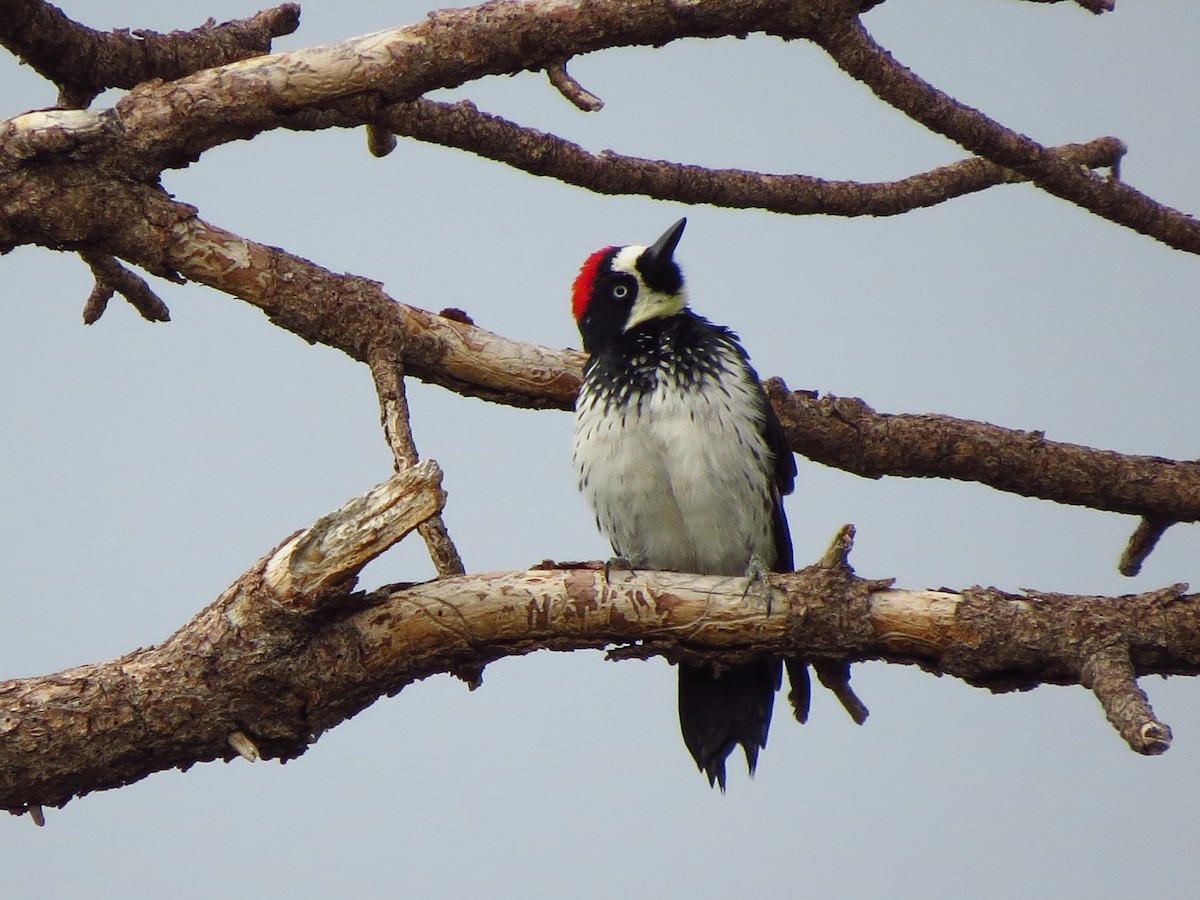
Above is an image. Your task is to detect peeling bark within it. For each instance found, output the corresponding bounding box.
[2,511,1194,813]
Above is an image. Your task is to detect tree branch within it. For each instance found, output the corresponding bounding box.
[378,98,1125,217]
[545,60,605,112]
[0,462,447,818]
[2,497,1194,814]
[367,344,465,577]
[765,381,1200,523]
[152,205,1200,530]
[78,250,171,323]
[0,0,300,108]
[1119,516,1174,577]
[810,10,1200,254]
[6,161,1197,539]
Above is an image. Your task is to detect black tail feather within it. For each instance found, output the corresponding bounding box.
[677,659,783,790]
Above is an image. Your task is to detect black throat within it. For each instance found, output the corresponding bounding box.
[582,311,744,407]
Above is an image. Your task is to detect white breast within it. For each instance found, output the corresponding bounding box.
[572,352,776,576]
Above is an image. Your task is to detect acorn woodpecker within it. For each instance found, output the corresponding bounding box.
[570,218,799,789]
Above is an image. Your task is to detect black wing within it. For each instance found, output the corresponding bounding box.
[759,375,796,573]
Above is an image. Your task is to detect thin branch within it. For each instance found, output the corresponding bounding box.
[365,123,397,158]
[158,206,1200,528]
[156,210,582,408]
[4,0,829,176]
[811,659,869,725]
[811,12,1200,254]
[1119,516,1174,577]
[379,98,1126,217]
[546,60,605,112]
[1079,643,1171,754]
[79,250,170,323]
[367,345,465,577]
[765,381,1200,523]
[0,0,300,108]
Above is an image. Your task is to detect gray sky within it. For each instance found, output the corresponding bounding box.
[3,1,1199,896]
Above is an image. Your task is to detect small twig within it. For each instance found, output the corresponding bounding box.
[27,805,45,827]
[1119,516,1173,577]
[812,659,870,725]
[546,60,604,112]
[367,347,466,577]
[1079,643,1172,755]
[818,524,856,570]
[417,518,466,577]
[366,123,397,158]
[79,251,171,323]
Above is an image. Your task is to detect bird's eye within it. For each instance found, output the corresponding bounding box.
[612,284,629,299]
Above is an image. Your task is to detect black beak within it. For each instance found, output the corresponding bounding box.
[638,218,687,293]
[646,218,686,266]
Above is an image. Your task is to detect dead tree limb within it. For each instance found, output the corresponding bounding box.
[0,0,300,108]
[378,98,1126,218]
[1,490,1194,817]
[810,10,1200,254]
[5,157,1197,536]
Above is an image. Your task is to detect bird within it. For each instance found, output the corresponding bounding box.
[570,217,800,789]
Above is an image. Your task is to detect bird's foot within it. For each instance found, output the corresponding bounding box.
[741,552,776,615]
[603,555,638,582]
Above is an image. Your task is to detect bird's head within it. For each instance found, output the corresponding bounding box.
[571,218,689,352]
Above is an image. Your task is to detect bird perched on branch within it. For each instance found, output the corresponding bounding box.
[570,217,803,789]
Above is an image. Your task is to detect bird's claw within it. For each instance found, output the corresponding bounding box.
[741,553,776,615]
[603,555,638,582]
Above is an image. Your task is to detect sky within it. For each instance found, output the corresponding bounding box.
[2,1,1199,897]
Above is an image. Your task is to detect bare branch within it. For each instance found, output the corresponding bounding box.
[79,250,170,323]
[1080,643,1172,754]
[10,0,825,174]
[546,61,605,112]
[227,731,261,763]
[365,123,398,158]
[156,212,581,408]
[367,345,466,577]
[0,0,300,108]
[381,98,1126,217]
[811,12,1200,254]
[261,463,446,614]
[811,659,869,725]
[1119,516,1174,577]
[765,381,1200,524]
[9,166,1199,534]
[2,518,1195,811]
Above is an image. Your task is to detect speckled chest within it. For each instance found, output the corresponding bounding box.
[571,316,776,575]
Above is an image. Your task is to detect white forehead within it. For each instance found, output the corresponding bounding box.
[611,245,646,275]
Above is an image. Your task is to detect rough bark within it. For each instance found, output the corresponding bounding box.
[3,485,1193,815]
[0,0,300,107]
